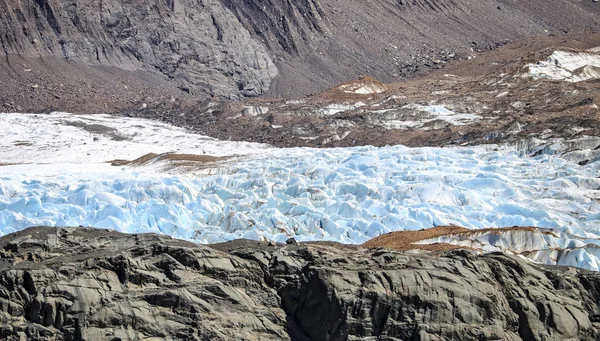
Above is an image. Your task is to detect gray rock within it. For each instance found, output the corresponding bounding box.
[222,0,600,97]
[0,227,599,340]
[2,0,600,100]
[0,227,288,340]
[0,0,278,99]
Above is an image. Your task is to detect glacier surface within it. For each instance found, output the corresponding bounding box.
[0,112,270,164]
[416,228,600,271]
[1,143,598,245]
[1,112,600,270]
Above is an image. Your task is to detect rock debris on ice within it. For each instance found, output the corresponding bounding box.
[415,228,600,271]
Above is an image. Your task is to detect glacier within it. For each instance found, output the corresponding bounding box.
[527,48,600,82]
[1,143,598,245]
[414,228,600,271]
[1,112,599,270]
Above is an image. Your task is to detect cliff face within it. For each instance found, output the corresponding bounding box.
[1,226,599,340]
[1,0,600,102]
[222,0,600,97]
[0,0,278,98]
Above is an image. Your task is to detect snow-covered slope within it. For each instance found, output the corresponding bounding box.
[1,113,598,251]
[0,112,270,165]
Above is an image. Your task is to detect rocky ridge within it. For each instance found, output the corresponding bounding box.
[0,0,277,99]
[1,226,599,340]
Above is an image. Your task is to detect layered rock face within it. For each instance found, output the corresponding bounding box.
[0,0,278,98]
[2,0,600,101]
[0,226,599,340]
[222,0,600,96]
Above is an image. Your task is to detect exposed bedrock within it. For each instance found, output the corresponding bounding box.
[0,0,278,99]
[0,226,599,340]
[2,0,600,101]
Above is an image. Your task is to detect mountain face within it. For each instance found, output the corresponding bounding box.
[1,226,599,340]
[121,33,600,149]
[0,0,278,99]
[1,0,600,104]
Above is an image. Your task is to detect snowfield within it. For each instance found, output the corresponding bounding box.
[1,113,600,269]
[0,112,269,164]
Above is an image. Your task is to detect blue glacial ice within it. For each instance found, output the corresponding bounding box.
[0,145,598,245]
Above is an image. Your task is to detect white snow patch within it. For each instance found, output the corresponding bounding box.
[0,112,271,166]
[376,104,481,130]
[528,50,600,82]
[242,106,269,117]
[338,83,387,95]
[316,102,365,116]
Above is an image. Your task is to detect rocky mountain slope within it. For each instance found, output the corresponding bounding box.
[1,226,599,340]
[1,0,600,113]
[2,2,600,340]
[122,33,600,149]
[0,0,277,99]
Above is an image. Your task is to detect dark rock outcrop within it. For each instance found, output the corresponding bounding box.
[0,227,288,340]
[0,226,599,340]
